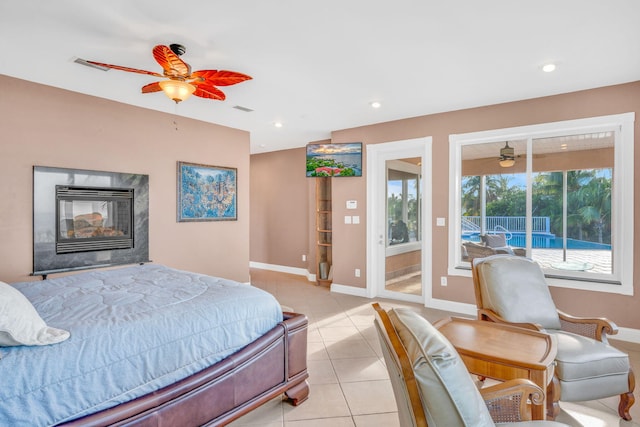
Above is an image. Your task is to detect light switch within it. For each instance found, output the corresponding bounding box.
[352,215,360,224]
[436,217,446,226]
[344,215,352,224]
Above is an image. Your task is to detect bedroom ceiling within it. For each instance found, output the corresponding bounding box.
[1,1,639,154]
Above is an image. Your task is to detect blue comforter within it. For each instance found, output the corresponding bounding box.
[0,264,283,426]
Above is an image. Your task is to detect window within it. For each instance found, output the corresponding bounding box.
[387,159,421,256]
[449,113,634,295]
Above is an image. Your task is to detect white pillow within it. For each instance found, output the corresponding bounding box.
[0,281,70,347]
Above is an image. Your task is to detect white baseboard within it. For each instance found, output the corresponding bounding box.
[250,262,640,344]
[330,282,368,297]
[615,327,640,344]
[249,262,314,282]
[426,298,477,317]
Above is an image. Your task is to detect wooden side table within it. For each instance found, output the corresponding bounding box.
[434,316,557,420]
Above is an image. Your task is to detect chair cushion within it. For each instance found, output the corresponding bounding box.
[475,256,561,330]
[389,308,495,427]
[481,234,507,248]
[547,330,630,381]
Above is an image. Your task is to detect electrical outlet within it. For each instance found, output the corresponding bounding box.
[302,254,306,262]
[440,276,447,286]
[355,268,361,277]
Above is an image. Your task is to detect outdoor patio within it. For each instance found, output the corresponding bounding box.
[531,248,611,274]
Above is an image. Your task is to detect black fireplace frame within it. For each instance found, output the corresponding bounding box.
[55,185,134,254]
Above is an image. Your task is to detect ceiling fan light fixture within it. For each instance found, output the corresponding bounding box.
[159,80,196,103]
[499,141,515,168]
[499,158,516,168]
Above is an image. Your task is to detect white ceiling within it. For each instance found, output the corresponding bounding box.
[2,1,639,154]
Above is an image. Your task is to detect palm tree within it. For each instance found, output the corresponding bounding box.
[576,175,611,243]
[461,175,481,216]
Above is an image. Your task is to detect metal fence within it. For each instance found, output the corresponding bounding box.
[462,216,550,234]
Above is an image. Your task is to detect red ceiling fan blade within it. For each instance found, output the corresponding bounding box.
[192,83,226,100]
[141,82,162,93]
[191,70,252,86]
[85,61,164,77]
[152,45,191,78]
[85,45,250,103]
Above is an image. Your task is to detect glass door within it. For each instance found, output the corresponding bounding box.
[366,137,431,304]
[385,159,422,296]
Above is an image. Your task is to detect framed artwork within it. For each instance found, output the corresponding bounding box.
[177,161,237,222]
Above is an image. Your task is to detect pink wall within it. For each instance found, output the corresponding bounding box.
[329,81,640,329]
[249,81,639,329]
[250,148,310,269]
[0,75,250,283]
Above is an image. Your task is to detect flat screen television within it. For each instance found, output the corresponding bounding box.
[306,142,362,177]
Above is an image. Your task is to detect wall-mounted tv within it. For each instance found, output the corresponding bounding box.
[306,142,363,177]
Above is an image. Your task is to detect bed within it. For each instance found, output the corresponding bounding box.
[0,264,309,426]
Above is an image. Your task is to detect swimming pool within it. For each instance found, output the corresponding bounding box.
[462,232,611,250]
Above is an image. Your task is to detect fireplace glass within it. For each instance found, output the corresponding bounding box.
[56,186,133,254]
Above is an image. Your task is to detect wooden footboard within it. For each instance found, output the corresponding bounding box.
[58,312,309,427]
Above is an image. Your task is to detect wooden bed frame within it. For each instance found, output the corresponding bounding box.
[58,312,309,427]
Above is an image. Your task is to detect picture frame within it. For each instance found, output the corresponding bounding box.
[177,161,237,222]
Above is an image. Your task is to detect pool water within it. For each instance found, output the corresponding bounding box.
[463,232,611,250]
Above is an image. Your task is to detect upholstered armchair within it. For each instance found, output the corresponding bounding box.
[471,255,635,421]
[372,303,570,426]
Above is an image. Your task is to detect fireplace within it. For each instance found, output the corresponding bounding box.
[33,166,149,277]
[56,186,134,254]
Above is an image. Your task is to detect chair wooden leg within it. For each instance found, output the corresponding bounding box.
[546,376,560,420]
[619,391,634,421]
[618,368,635,421]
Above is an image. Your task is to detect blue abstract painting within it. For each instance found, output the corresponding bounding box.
[177,162,237,221]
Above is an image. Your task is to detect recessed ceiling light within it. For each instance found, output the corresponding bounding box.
[274,122,283,128]
[542,63,556,73]
[370,101,381,109]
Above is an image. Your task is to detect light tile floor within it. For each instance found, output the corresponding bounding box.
[229,269,640,427]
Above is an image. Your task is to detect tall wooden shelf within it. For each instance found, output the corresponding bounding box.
[316,177,332,286]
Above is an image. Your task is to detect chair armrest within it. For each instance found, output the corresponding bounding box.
[512,247,526,257]
[557,310,618,343]
[481,378,545,422]
[477,309,544,332]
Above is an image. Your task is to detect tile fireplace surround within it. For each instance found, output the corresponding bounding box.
[32,166,150,277]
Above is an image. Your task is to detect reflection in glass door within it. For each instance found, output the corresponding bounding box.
[385,159,422,296]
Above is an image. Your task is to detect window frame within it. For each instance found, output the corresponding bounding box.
[448,113,635,295]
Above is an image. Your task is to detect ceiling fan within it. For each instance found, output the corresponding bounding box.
[498,141,515,167]
[84,44,252,103]
[496,141,550,167]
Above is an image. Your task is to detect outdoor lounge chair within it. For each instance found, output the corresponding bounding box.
[462,234,525,261]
